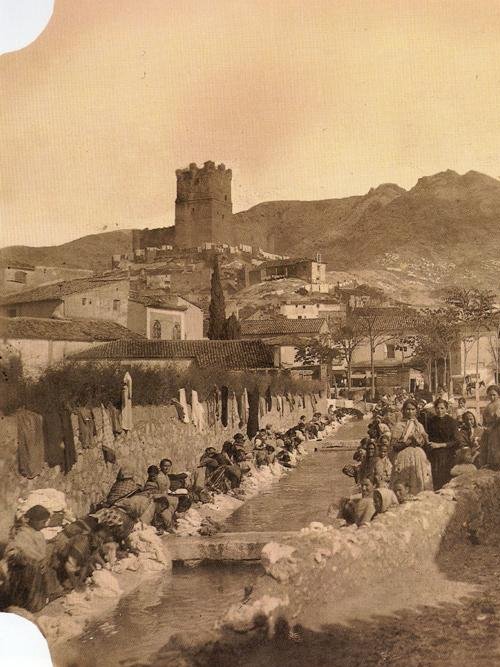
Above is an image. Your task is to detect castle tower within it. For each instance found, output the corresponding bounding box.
[174,161,232,248]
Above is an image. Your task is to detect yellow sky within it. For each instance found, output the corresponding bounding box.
[2,0,500,247]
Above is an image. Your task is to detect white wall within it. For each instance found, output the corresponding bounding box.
[2,338,99,378]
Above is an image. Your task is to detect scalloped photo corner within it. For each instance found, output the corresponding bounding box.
[0,0,54,55]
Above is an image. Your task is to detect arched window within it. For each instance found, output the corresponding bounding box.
[172,322,181,340]
[152,320,162,339]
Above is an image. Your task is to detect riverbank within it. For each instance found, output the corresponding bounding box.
[42,421,344,660]
[160,469,500,667]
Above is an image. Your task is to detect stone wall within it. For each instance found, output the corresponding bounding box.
[223,470,500,634]
[0,393,325,544]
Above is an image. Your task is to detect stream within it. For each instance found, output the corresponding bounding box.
[57,422,363,667]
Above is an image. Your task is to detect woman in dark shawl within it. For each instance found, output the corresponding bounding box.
[426,399,459,490]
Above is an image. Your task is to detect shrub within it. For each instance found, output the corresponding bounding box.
[1,361,325,415]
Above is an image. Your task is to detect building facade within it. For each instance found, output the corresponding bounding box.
[126,294,203,340]
[0,263,93,295]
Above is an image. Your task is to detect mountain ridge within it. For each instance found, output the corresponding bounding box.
[1,170,499,294]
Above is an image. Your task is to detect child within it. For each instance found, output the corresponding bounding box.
[374,436,392,487]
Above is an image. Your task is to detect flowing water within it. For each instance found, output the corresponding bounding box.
[58,422,362,667]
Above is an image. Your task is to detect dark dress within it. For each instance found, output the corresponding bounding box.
[426,415,459,490]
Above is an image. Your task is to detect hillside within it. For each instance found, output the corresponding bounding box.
[1,170,500,296]
[233,170,500,294]
[0,230,135,272]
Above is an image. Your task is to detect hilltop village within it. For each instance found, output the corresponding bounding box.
[0,161,499,394]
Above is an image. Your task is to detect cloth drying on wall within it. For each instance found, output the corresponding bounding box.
[43,411,65,469]
[191,390,201,429]
[101,404,115,450]
[230,392,240,429]
[265,386,273,412]
[178,389,190,424]
[220,387,229,427]
[121,371,133,431]
[77,407,95,449]
[70,412,81,453]
[60,410,77,473]
[239,389,249,426]
[17,410,44,478]
[246,388,260,439]
[206,395,217,427]
[91,407,104,448]
[107,403,122,434]
[259,396,267,419]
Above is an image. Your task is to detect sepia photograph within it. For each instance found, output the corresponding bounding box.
[1,1,500,665]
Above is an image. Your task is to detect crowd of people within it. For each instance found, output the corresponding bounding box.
[0,412,334,614]
[339,383,500,527]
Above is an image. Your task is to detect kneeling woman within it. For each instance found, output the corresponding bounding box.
[3,505,52,612]
[339,478,376,527]
[390,399,433,495]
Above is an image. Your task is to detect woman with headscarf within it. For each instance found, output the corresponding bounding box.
[3,505,52,612]
[390,399,433,495]
[426,399,459,490]
[356,439,377,484]
[105,465,141,505]
[339,478,376,527]
[457,410,483,467]
[479,385,500,469]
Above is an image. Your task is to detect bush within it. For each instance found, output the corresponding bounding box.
[1,361,325,415]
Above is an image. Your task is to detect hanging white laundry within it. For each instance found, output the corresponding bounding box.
[178,388,190,424]
[121,372,133,431]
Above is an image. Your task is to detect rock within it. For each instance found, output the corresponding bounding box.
[261,542,297,583]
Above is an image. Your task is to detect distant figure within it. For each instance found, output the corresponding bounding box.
[479,385,500,469]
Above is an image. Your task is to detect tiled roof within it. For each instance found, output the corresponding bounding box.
[352,307,421,332]
[129,292,188,311]
[0,276,128,306]
[70,339,275,369]
[241,318,328,336]
[0,317,144,342]
[257,257,322,270]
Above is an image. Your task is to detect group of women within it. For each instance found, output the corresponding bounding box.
[341,384,500,526]
[1,412,334,614]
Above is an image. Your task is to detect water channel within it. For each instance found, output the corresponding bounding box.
[58,422,363,667]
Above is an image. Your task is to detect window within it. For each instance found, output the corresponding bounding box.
[386,344,396,359]
[82,298,86,305]
[7,307,17,318]
[152,320,162,339]
[13,271,27,284]
[224,195,227,201]
[113,299,120,312]
[172,322,181,340]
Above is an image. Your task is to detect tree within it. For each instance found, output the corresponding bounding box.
[354,309,394,399]
[223,313,241,340]
[412,308,460,392]
[295,320,364,391]
[207,255,226,340]
[443,287,497,406]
